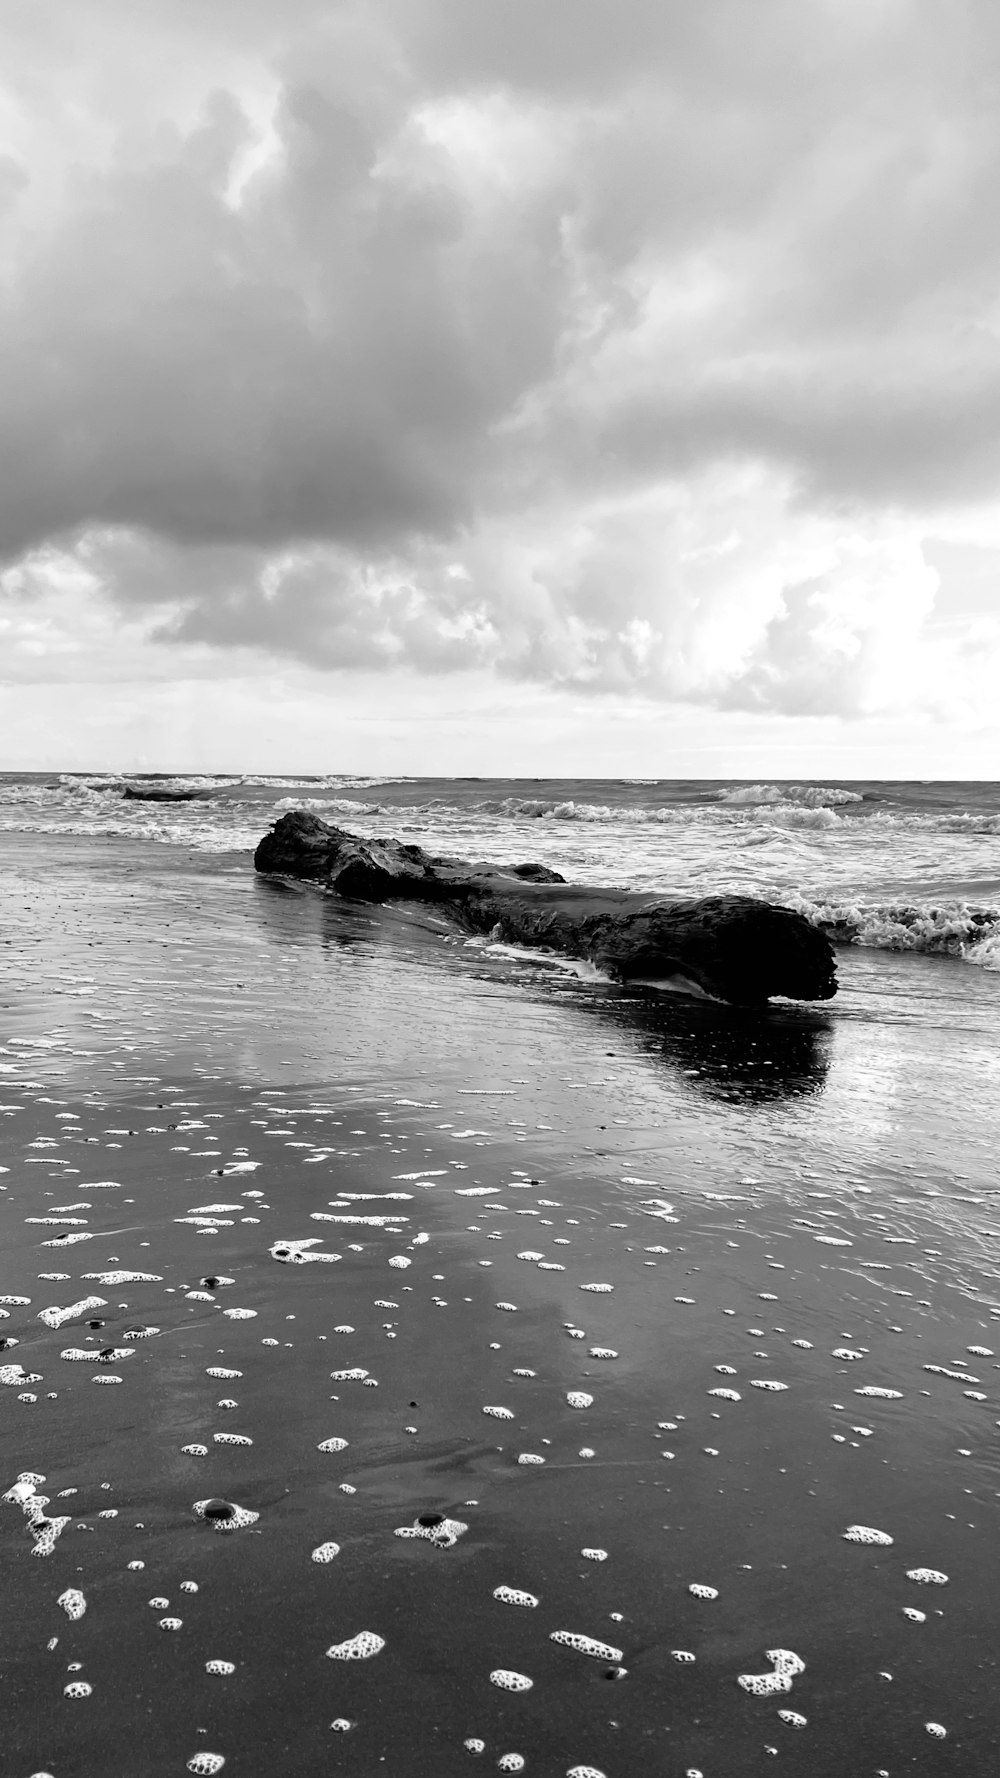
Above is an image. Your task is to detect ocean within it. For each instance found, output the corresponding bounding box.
[5,771,1000,962]
[1,774,998,1775]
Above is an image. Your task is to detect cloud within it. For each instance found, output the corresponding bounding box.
[1,0,999,721]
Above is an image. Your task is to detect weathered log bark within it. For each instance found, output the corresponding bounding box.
[254,810,837,1006]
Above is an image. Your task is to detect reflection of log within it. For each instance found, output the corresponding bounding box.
[254,812,837,1007]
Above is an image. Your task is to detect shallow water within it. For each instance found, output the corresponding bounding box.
[1,832,999,1775]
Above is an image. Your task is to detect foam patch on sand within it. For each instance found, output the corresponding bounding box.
[550,1631,624,1662]
[270,1239,340,1264]
[738,1649,806,1697]
[38,1296,107,1329]
[395,1516,468,1548]
[326,1631,385,1660]
[192,1499,259,1532]
[490,1670,533,1691]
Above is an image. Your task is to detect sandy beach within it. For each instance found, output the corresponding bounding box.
[1,830,998,1775]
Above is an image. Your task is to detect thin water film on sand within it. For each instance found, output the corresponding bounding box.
[1,836,998,1774]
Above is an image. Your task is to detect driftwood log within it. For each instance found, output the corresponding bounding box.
[254,811,837,1006]
[122,785,210,802]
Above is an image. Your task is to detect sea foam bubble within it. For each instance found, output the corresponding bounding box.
[550,1631,623,1661]
[737,1649,805,1697]
[326,1631,385,1660]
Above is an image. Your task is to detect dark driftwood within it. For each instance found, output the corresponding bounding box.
[122,785,210,802]
[253,811,837,1006]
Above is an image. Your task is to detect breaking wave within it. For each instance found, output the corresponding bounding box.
[928,812,1000,836]
[57,772,395,795]
[742,807,842,831]
[239,774,399,790]
[362,793,854,826]
[790,894,1000,969]
[272,796,387,817]
[713,783,864,807]
[484,797,675,822]
[273,794,686,824]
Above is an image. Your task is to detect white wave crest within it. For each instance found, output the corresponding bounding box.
[272,796,386,816]
[476,789,856,824]
[714,783,863,807]
[61,773,245,792]
[746,806,842,830]
[54,774,125,798]
[790,893,1000,966]
[963,929,1000,970]
[484,796,680,823]
[935,812,1000,835]
[0,815,262,853]
[242,774,398,789]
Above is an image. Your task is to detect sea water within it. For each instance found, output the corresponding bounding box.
[3,771,1000,964]
[1,776,999,1775]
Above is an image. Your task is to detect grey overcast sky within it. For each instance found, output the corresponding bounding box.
[2,0,1000,774]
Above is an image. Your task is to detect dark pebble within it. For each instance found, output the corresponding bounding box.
[203,1499,237,1522]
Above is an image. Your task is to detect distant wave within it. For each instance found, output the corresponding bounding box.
[21,777,996,837]
[59,773,125,793]
[57,772,396,795]
[269,793,683,824]
[931,812,1000,835]
[483,796,675,822]
[843,807,1000,836]
[0,775,132,805]
[272,795,387,817]
[58,772,246,795]
[273,793,846,830]
[790,893,1000,969]
[261,793,1000,838]
[0,813,261,853]
[241,774,399,790]
[713,783,864,807]
[741,807,842,831]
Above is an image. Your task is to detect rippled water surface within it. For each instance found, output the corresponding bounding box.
[1,831,998,1775]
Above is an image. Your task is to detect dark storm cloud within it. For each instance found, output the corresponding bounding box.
[1,0,998,710]
[0,78,571,560]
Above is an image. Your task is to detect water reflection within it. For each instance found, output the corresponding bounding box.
[598,989,833,1103]
[253,876,832,1105]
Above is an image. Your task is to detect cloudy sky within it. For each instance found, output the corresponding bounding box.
[2,0,999,776]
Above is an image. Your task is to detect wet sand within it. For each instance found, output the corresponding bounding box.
[2,834,999,1776]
